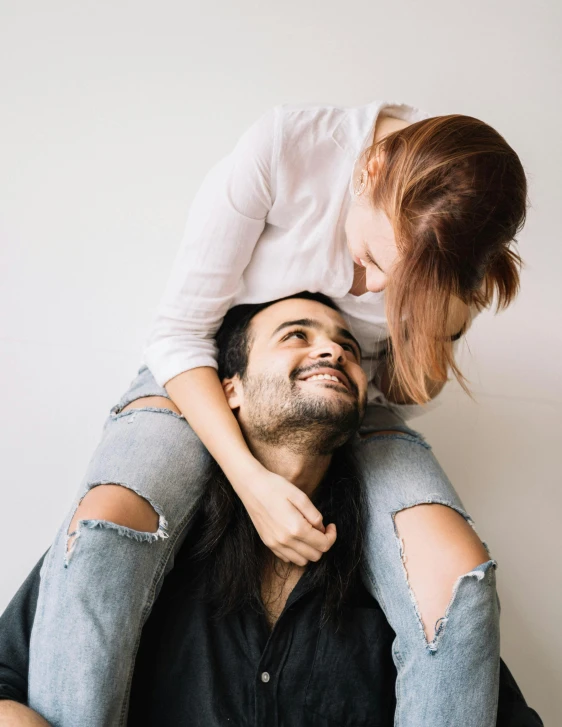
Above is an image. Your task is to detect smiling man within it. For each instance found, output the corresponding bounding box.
[0,292,542,726]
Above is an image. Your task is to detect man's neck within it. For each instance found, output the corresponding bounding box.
[246,440,332,497]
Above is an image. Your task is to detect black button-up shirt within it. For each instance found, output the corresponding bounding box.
[0,512,544,726]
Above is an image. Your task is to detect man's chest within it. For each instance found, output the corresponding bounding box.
[129,565,397,726]
[260,562,306,630]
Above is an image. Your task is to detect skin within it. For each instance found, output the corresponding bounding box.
[344,114,409,296]
[222,298,368,494]
[0,702,51,726]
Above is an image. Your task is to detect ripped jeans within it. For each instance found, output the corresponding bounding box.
[28,363,500,726]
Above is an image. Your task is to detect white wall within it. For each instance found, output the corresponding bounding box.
[1,0,560,722]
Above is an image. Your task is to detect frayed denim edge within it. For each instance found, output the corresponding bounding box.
[390,497,497,655]
[63,481,170,569]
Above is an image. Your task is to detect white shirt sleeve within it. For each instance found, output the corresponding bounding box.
[141,108,279,387]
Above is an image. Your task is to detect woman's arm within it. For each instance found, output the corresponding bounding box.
[142,107,279,389]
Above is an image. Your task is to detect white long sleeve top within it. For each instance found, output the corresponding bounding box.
[142,99,467,420]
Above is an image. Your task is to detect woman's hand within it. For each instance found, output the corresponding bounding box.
[234,464,337,566]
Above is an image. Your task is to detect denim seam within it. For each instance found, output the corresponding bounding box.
[360,561,408,671]
[361,559,407,727]
[357,432,432,450]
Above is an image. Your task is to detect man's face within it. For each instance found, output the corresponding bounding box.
[225,298,368,454]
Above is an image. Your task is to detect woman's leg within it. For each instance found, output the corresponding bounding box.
[352,405,500,727]
[28,364,212,727]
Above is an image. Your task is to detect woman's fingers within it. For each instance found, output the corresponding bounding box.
[284,489,339,560]
[295,521,337,552]
[238,468,338,566]
[274,546,310,567]
[280,519,338,565]
[322,522,337,546]
[288,488,325,532]
[275,523,338,565]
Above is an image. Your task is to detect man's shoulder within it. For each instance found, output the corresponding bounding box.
[0,550,47,705]
[1,552,45,627]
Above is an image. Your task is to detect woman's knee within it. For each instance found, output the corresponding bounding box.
[61,395,207,568]
[393,503,496,647]
[66,484,167,562]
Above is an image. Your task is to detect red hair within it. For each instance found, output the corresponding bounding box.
[362,114,529,404]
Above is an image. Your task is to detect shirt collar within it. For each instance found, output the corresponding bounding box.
[330,100,433,196]
[331,99,432,154]
[282,565,320,613]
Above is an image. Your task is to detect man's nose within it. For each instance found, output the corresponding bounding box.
[310,344,346,363]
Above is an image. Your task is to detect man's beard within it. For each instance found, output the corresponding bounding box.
[240,371,364,455]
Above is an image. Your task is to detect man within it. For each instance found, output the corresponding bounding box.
[0,292,543,726]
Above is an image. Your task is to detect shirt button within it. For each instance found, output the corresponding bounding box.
[261,671,270,683]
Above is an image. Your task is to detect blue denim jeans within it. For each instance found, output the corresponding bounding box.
[28,364,500,726]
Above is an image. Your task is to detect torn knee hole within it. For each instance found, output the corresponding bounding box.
[66,484,168,558]
[392,503,495,650]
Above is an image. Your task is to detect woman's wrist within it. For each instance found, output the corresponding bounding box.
[221,451,265,497]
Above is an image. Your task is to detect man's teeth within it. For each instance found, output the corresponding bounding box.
[304,374,342,384]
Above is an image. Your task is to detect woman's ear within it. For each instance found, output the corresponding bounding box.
[366,147,385,179]
[222,375,243,411]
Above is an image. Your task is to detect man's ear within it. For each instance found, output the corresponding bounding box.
[222,374,243,411]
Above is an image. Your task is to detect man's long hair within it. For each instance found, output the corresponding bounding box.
[190,443,366,628]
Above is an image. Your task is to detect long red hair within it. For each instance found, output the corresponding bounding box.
[362,114,529,405]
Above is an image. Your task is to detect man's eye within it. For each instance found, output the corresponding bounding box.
[342,343,361,361]
[283,331,359,360]
[283,330,308,341]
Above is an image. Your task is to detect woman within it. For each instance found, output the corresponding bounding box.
[27,100,528,726]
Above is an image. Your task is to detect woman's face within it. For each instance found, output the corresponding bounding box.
[344,196,399,293]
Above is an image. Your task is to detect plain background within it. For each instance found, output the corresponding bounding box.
[1,0,560,723]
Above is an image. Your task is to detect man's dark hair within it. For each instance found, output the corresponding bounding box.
[216,290,342,381]
[191,292,366,628]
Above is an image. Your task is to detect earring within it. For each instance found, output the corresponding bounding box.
[354,168,369,196]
